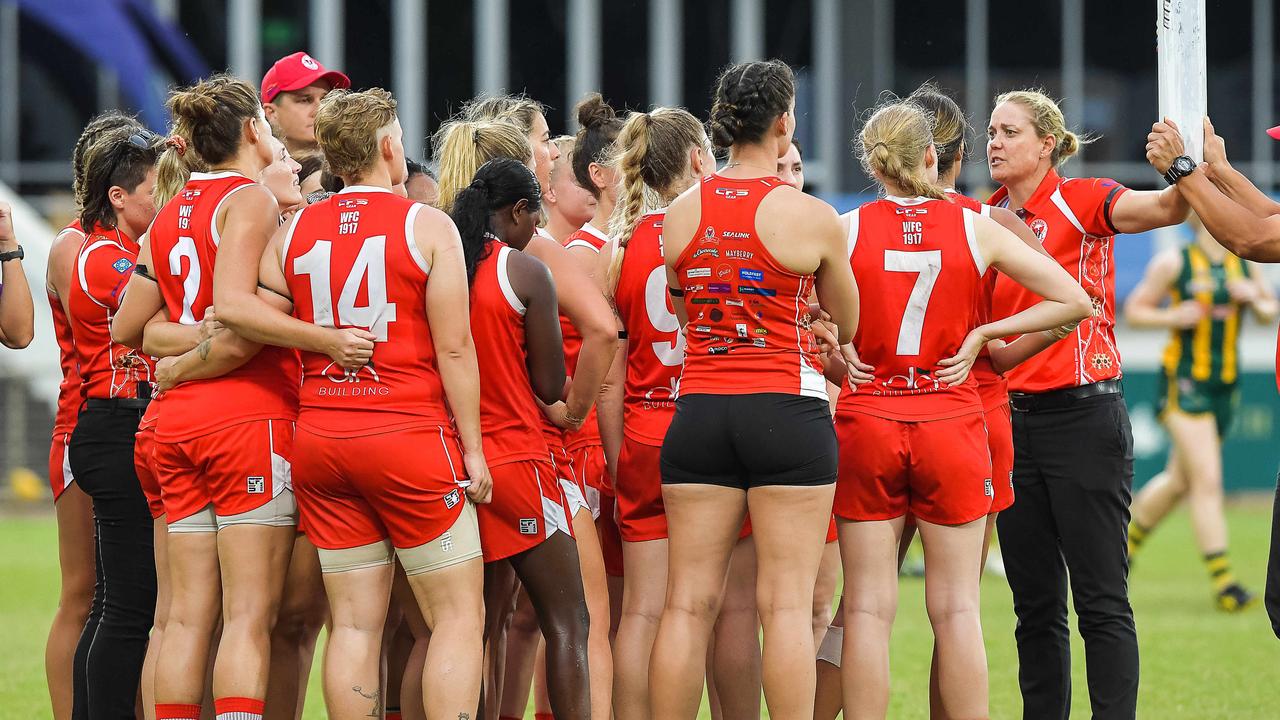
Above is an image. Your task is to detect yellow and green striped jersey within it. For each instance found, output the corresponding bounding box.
[1161,244,1247,385]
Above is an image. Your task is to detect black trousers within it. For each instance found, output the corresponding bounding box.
[1266,472,1280,638]
[996,391,1138,720]
[68,403,156,720]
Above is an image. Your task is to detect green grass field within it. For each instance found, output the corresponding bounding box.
[3,501,1278,718]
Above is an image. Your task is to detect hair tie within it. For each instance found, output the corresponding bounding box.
[166,136,187,156]
[472,127,481,145]
[870,141,889,152]
[469,177,488,192]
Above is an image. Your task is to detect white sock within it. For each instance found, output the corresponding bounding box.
[817,624,844,667]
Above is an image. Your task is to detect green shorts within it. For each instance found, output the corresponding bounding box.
[1156,369,1240,437]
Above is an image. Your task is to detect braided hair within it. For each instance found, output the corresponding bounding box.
[450,158,543,284]
[707,60,795,149]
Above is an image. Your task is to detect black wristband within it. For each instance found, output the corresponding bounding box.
[0,245,24,263]
[132,263,156,281]
[667,286,685,298]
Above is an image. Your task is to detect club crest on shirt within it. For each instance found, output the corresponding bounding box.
[112,258,134,273]
[1030,218,1049,241]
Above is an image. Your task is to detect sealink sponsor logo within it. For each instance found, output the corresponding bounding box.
[723,230,751,239]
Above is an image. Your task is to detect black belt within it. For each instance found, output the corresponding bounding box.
[85,397,151,411]
[1009,379,1122,413]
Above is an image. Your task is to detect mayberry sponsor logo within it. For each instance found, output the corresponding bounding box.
[739,268,764,281]
[724,249,754,260]
[708,283,731,293]
[739,286,778,297]
[686,267,711,278]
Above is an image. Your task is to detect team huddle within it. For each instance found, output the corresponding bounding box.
[37,47,1245,720]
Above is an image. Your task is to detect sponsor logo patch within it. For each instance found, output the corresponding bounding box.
[693,247,719,259]
[708,283,731,293]
[443,489,460,509]
[112,258,134,274]
[739,268,764,281]
[691,297,720,305]
[519,518,539,535]
[686,267,711,279]
[246,476,265,494]
[724,249,754,260]
[739,286,777,297]
[984,479,994,497]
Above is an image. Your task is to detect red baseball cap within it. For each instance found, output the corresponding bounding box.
[1267,125,1280,140]
[260,51,350,103]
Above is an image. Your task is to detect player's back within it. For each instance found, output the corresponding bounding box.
[840,195,985,420]
[149,171,299,440]
[469,241,550,464]
[283,187,449,436]
[614,211,683,443]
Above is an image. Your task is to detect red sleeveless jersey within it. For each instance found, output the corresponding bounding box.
[469,242,552,463]
[945,190,1008,411]
[69,223,154,400]
[51,222,84,431]
[282,186,450,437]
[838,196,984,421]
[149,171,299,441]
[672,175,826,399]
[555,222,610,451]
[614,211,682,445]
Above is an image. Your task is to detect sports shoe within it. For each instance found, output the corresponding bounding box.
[1215,583,1257,613]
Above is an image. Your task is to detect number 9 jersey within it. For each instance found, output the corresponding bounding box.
[281,186,451,435]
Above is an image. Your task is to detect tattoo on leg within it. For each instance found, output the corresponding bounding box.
[196,338,212,361]
[459,714,472,720]
[352,686,383,718]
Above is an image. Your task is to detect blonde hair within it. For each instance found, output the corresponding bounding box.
[606,107,706,295]
[432,119,532,212]
[995,89,1093,167]
[858,101,946,200]
[461,94,546,135]
[315,88,399,180]
[155,74,259,208]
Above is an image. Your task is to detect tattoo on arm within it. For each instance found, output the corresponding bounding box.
[196,338,212,361]
[459,714,471,720]
[352,686,383,718]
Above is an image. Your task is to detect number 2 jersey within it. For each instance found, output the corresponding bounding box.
[281,186,451,436]
[839,195,985,420]
[613,211,684,445]
[149,171,300,442]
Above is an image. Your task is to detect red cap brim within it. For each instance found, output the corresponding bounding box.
[1267,125,1280,140]
[276,69,351,97]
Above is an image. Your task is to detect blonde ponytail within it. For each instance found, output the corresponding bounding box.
[604,107,706,296]
[858,101,947,200]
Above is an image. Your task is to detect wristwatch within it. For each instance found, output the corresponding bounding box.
[1163,155,1197,185]
[0,245,23,263]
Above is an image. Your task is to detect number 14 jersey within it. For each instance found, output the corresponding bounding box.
[282,186,450,437]
[839,196,985,421]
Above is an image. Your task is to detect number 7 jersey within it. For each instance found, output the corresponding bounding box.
[840,196,985,421]
[149,171,300,442]
[281,186,450,437]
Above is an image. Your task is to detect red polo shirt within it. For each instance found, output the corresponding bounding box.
[989,169,1129,393]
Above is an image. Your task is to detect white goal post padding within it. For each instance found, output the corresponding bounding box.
[1158,0,1207,162]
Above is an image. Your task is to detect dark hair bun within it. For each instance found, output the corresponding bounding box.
[707,60,796,148]
[576,92,617,130]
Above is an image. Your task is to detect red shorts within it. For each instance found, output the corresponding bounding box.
[596,492,624,577]
[133,426,165,520]
[476,459,573,563]
[834,411,992,526]
[986,402,1014,514]
[615,438,666,542]
[549,443,589,519]
[292,424,466,550]
[153,419,295,523]
[49,430,74,500]
[569,444,608,498]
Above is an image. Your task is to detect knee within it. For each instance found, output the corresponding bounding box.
[756,587,810,622]
[665,590,723,628]
[273,602,327,646]
[543,602,591,647]
[925,597,980,631]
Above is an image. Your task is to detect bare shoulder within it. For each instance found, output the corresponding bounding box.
[760,186,840,237]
